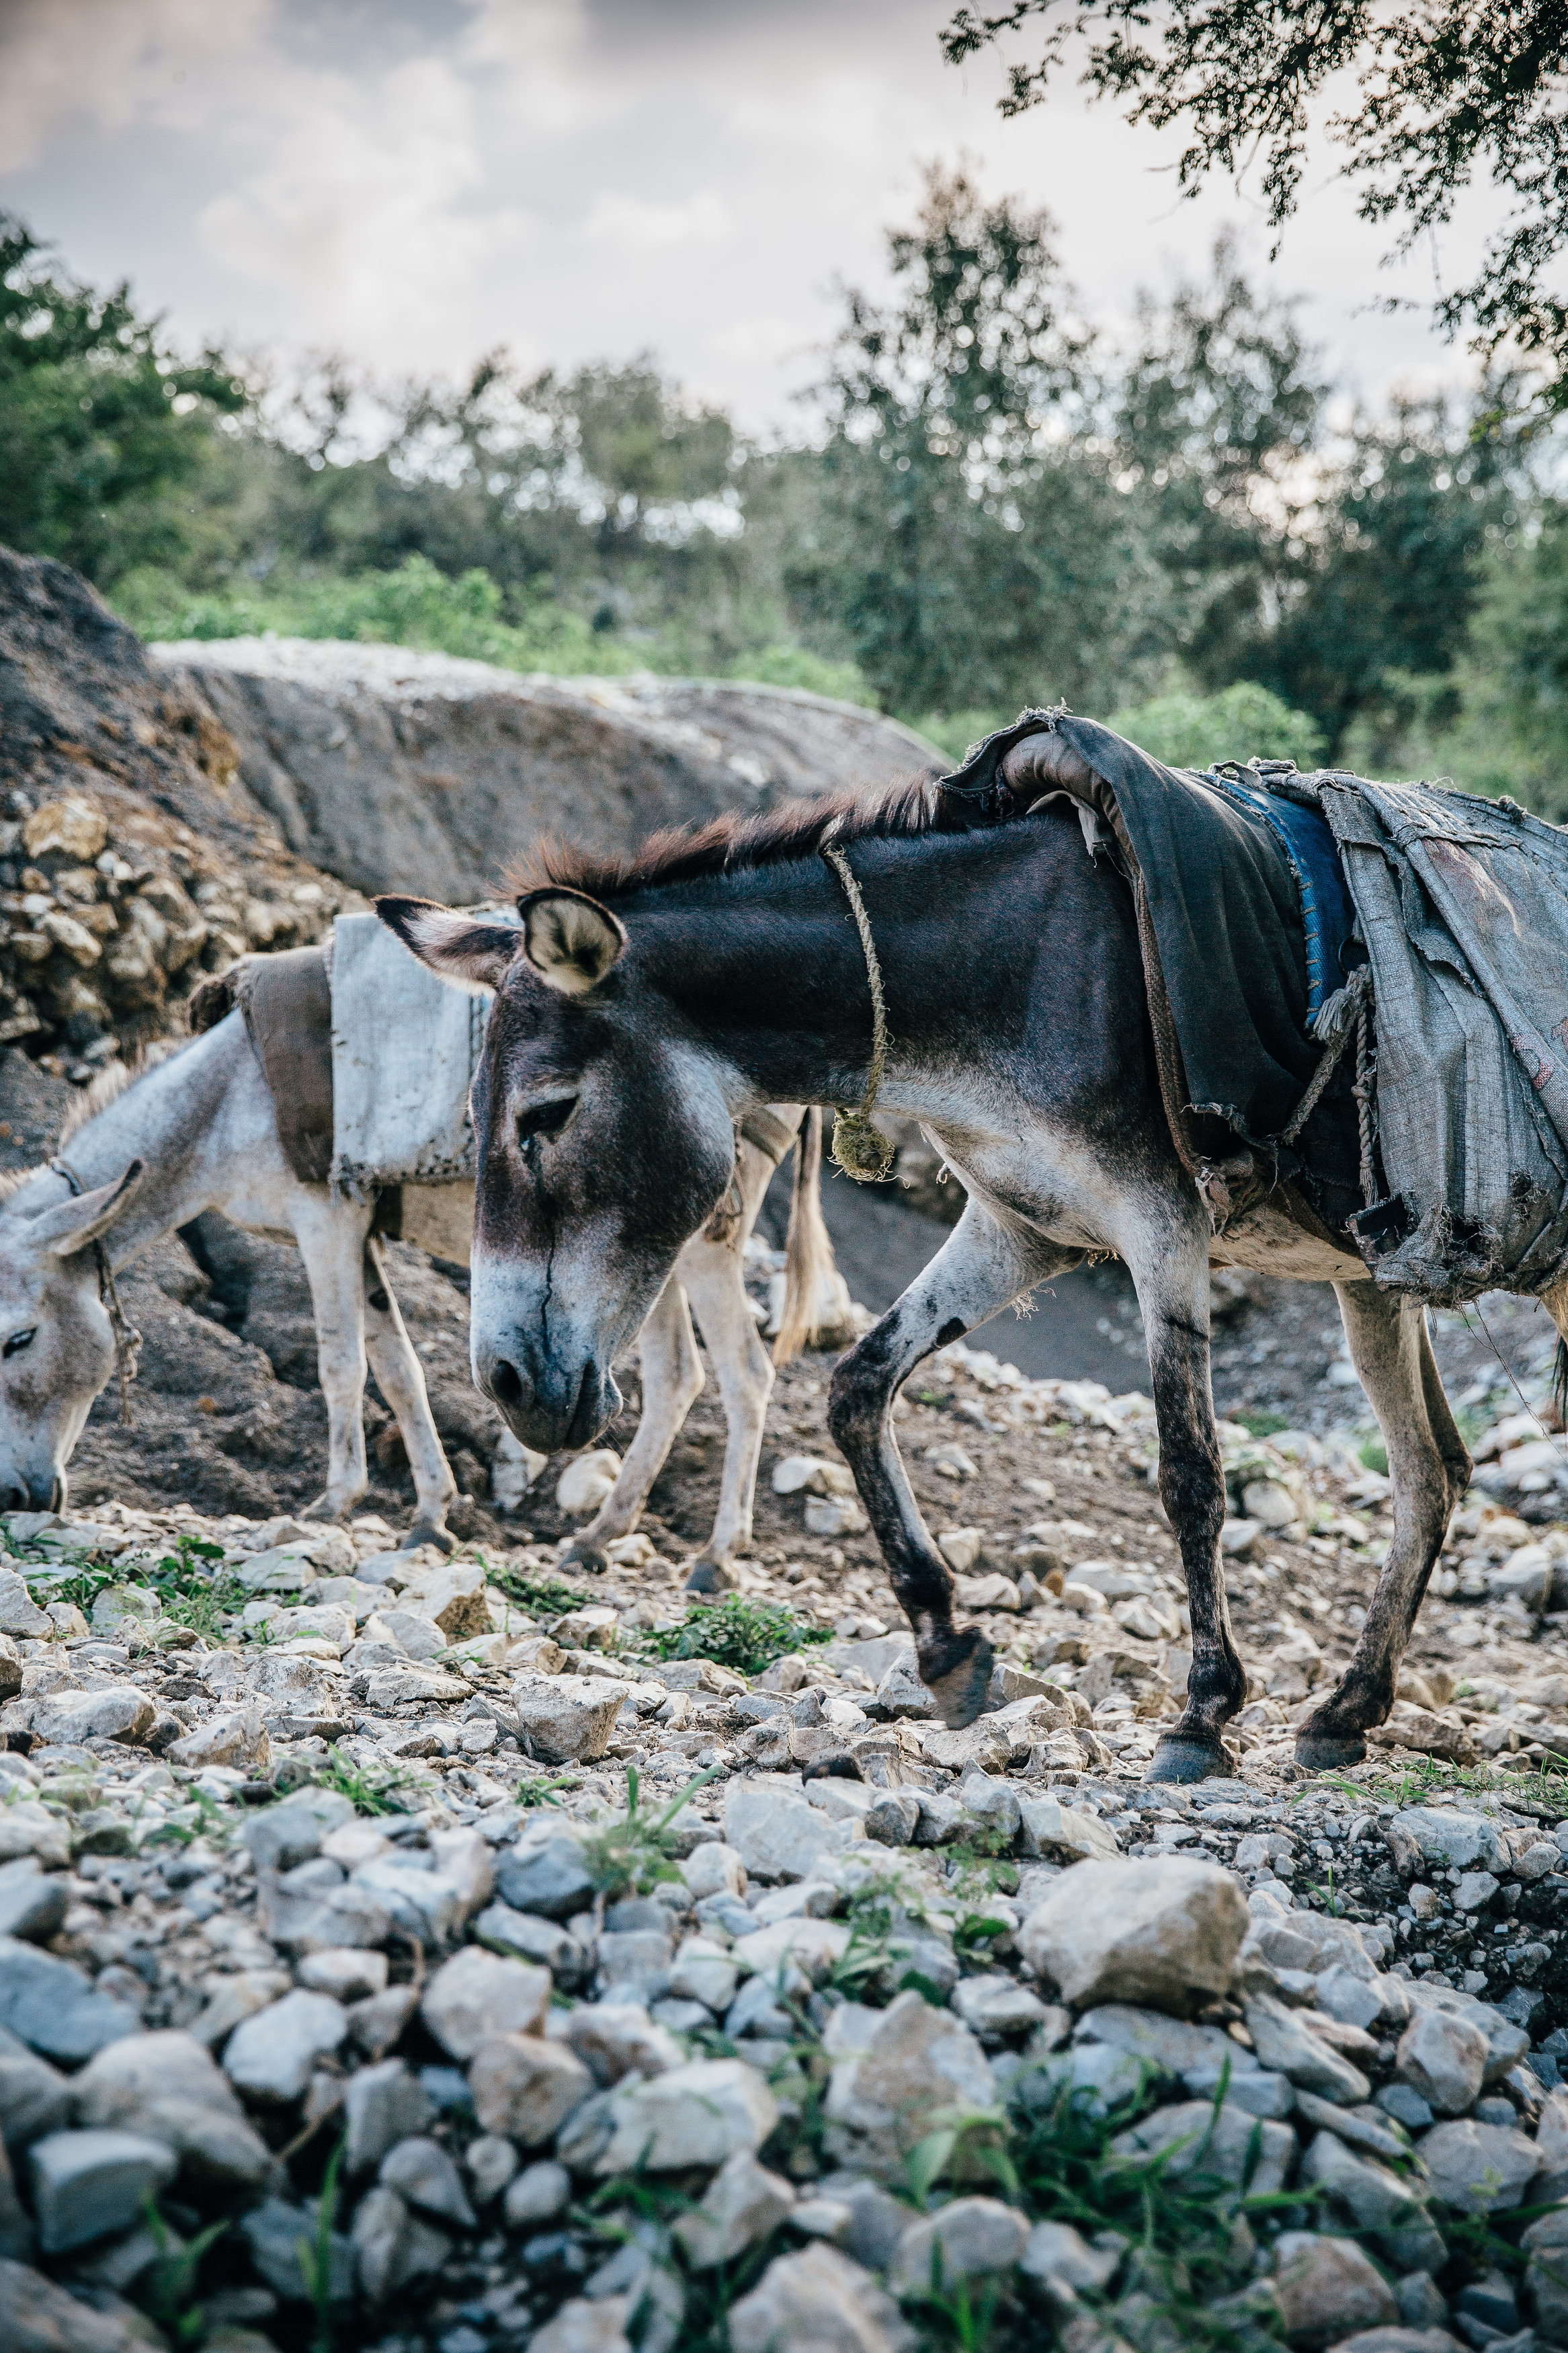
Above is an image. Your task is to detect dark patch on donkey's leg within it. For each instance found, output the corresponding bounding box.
[829,1318,993,1720]
[1139,1298,1243,1786]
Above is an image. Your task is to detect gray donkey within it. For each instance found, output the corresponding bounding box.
[379,748,1559,1779]
[0,1008,835,1570]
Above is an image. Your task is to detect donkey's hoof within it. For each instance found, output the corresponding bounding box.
[1145,1735,1233,1786]
[561,1544,610,1577]
[683,1558,733,1596]
[1294,1728,1367,1770]
[403,1519,456,1555]
[919,1628,995,1728]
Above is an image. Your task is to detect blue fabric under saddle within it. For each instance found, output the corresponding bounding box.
[1203,768,1356,1023]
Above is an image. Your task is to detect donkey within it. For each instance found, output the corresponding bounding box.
[0,1010,832,1572]
[378,762,1530,1782]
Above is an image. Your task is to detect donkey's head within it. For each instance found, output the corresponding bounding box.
[0,1163,144,1512]
[378,891,735,1454]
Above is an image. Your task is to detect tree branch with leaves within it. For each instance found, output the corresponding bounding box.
[940,2,1568,408]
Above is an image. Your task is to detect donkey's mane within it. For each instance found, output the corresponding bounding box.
[56,1038,192,1148]
[511,774,991,902]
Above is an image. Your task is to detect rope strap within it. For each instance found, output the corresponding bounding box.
[50,1158,140,1424]
[1279,966,1379,1205]
[818,824,895,1183]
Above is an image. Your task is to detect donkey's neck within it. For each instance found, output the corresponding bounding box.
[628,822,1069,1119]
[19,1027,253,1265]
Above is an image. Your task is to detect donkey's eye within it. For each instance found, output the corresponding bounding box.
[516,1098,575,1150]
[3,1329,35,1359]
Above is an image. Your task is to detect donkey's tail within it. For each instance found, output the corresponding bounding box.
[1555,1337,1568,1432]
[774,1108,837,1364]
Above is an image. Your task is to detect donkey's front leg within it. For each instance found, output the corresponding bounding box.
[563,1275,704,1574]
[1130,1216,1245,1786]
[362,1236,459,1553]
[292,1192,374,1523]
[1296,1283,1469,1769]
[679,1237,777,1591]
[829,1201,1080,1727]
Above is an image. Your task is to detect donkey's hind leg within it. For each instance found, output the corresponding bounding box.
[291,1190,374,1524]
[1296,1283,1469,1769]
[1128,1215,1245,1786]
[562,1275,704,1574]
[362,1235,459,1552]
[829,1198,1081,1728]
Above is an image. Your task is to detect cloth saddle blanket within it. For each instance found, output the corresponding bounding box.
[943,711,1568,1304]
[188,914,494,1265]
[942,711,1365,1247]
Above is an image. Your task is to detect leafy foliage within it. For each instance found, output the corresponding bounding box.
[1106,682,1323,773]
[640,1594,831,1677]
[941,1,1568,409]
[0,215,246,583]
[579,1766,716,1901]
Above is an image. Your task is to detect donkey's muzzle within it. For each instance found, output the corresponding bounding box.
[475,1344,618,1453]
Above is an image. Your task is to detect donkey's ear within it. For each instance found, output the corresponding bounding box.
[516,889,628,996]
[32,1161,144,1259]
[376,897,518,995]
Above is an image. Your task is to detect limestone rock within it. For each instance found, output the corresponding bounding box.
[1417,2118,1540,2215]
[728,2244,913,2353]
[562,2004,685,2087]
[494,1830,595,1920]
[0,1861,67,1947]
[888,2197,1030,2297]
[22,1685,153,1747]
[167,1705,272,1773]
[352,2182,450,2303]
[1395,2007,1487,2118]
[420,1948,550,2060]
[222,1991,347,2106]
[528,2294,632,2353]
[1110,2098,1295,2194]
[379,2135,476,2227]
[673,2149,796,2267]
[0,2255,140,2353]
[0,1941,138,2065]
[343,2059,436,2178]
[596,2057,778,2173]
[28,2128,177,2254]
[1019,1858,1248,2014]
[1244,1993,1372,2105]
[512,1673,626,1765]
[468,2034,593,2145]
[1272,2231,1399,2350]
[1383,1809,1505,1876]
[725,1778,860,1882]
[823,1991,995,2181]
[72,2030,272,2194]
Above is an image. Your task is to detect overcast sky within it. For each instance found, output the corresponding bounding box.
[0,0,1510,433]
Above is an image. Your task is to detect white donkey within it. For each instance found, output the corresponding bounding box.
[0,1013,834,1572]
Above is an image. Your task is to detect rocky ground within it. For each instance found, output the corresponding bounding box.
[2,1271,1568,2353]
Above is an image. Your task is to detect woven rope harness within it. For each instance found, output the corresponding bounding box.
[50,1157,140,1424]
[818,822,895,1183]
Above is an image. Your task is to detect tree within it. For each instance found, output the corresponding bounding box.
[1110,236,1327,679]
[941,3,1568,407]
[800,164,1162,719]
[0,214,247,582]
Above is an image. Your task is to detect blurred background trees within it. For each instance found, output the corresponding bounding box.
[3,177,1562,807]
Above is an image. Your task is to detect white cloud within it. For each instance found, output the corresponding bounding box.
[0,0,272,169]
[196,53,537,368]
[581,190,731,251]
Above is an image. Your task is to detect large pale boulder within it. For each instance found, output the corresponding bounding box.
[1019,1857,1248,2013]
[727,2244,912,2353]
